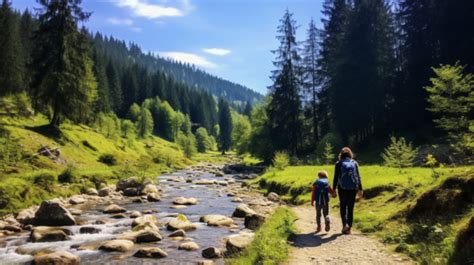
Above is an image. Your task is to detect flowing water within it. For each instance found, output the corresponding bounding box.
[0,169,249,264]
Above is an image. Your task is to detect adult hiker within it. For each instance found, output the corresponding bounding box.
[333,147,363,234]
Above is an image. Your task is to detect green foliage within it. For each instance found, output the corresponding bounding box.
[136,105,154,138]
[248,100,274,163]
[98,153,117,166]
[232,112,251,155]
[273,151,290,170]
[120,119,136,139]
[151,100,175,141]
[228,207,296,265]
[322,142,335,165]
[218,99,233,154]
[58,164,79,183]
[33,172,56,192]
[195,127,211,153]
[0,130,23,170]
[425,154,439,180]
[94,112,120,139]
[382,137,418,169]
[425,64,474,156]
[127,103,141,122]
[177,132,197,158]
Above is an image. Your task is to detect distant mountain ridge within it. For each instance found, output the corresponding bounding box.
[93,35,263,104]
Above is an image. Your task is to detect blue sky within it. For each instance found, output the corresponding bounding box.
[12,0,323,95]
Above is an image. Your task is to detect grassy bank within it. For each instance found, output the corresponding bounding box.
[0,115,192,213]
[227,207,297,265]
[256,165,473,264]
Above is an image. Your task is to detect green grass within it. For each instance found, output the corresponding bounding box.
[0,114,193,213]
[255,164,473,264]
[227,207,297,265]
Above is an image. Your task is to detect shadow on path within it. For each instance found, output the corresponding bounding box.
[289,232,342,248]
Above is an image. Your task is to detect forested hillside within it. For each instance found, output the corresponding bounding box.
[245,0,473,164]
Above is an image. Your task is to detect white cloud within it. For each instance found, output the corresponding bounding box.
[203,48,231,56]
[107,17,134,26]
[159,52,217,69]
[114,0,192,19]
[131,27,143,32]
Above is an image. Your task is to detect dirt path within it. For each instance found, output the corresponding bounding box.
[285,207,413,265]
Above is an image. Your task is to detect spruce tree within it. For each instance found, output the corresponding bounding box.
[267,9,302,156]
[93,49,111,112]
[218,99,232,154]
[31,0,96,128]
[106,60,122,113]
[302,18,321,144]
[0,0,25,95]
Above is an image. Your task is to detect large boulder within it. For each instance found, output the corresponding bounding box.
[116,177,144,191]
[199,215,234,227]
[178,241,200,251]
[134,247,167,258]
[123,187,140,197]
[16,206,38,225]
[34,251,80,265]
[34,201,76,226]
[99,239,134,252]
[225,232,255,254]
[232,204,256,218]
[30,226,72,242]
[166,215,197,231]
[173,197,198,205]
[201,247,223,259]
[119,230,162,243]
[102,204,126,214]
[244,214,266,230]
[267,192,280,202]
[141,184,159,195]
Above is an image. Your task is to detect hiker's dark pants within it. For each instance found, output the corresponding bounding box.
[315,204,329,225]
[338,188,357,227]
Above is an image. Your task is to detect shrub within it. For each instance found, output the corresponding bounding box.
[82,140,97,151]
[58,165,79,183]
[195,127,211,153]
[98,153,117,166]
[177,132,197,158]
[382,136,418,170]
[33,173,56,192]
[273,151,289,170]
[322,142,335,164]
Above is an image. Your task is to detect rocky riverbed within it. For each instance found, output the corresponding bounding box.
[0,164,280,265]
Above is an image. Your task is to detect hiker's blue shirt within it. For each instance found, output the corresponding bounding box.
[313,178,330,206]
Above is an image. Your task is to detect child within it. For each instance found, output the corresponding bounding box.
[311,170,336,233]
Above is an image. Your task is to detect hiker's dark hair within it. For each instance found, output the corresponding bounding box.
[338,147,353,160]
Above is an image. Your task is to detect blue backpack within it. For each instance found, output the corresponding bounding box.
[313,178,330,206]
[338,159,360,190]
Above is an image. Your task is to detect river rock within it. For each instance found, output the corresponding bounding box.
[30,226,72,242]
[225,232,255,254]
[244,214,266,230]
[135,230,162,243]
[130,211,142,218]
[170,205,187,209]
[169,229,186,237]
[103,204,126,214]
[147,193,161,202]
[267,192,280,202]
[3,225,21,232]
[231,197,243,203]
[80,226,101,234]
[232,204,256,218]
[98,187,111,197]
[69,196,85,205]
[197,261,214,265]
[86,188,98,196]
[34,250,80,265]
[123,187,140,196]
[167,215,197,231]
[173,197,198,205]
[178,241,200,251]
[99,239,134,252]
[141,184,159,194]
[116,177,142,191]
[111,213,127,219]
[216,181,228,186]
[134,247,167,258]
[194,179,215,185]
[34,201,76,226]
[201,247,223,259]
[200,215,234,227]
[69,209,82,216]
[132,215,158,228]
[16,206,38,225]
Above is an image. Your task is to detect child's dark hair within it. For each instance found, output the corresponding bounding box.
[338,147,353,160]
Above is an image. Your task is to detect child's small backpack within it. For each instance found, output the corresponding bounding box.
[314,178,330,206]
[339,159,359,190]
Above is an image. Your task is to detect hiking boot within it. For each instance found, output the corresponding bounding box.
[316,224,322,233]
[342,224,350,234]
[325,216,330,232]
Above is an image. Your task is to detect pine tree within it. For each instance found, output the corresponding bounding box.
[136,104,153,138]
[382,136,418,170]
[0,0,25,95]
[19,9,36,90]
[267,9,303,156]
[93,49,110,112]
[302,18,321,144]
[218,99,232,154]
[31,0,96,128]
[106,60,122,113]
